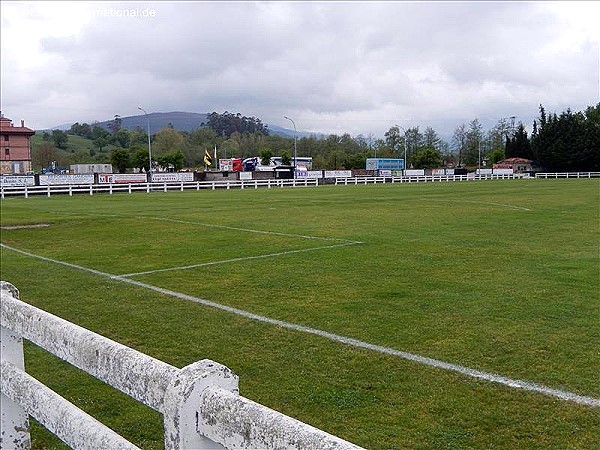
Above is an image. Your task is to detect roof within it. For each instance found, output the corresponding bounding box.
[497,157,532,164]
[0,116,35,135]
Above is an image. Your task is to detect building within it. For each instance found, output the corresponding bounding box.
[493,157,535,173]
[0,114,35,175]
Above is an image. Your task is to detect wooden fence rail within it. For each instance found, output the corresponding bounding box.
[0,282,363,450]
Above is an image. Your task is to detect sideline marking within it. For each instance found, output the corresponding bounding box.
[116,241,362,278]
[2,242,598,408]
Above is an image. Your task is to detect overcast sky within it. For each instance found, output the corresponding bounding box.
[1,1,599,138]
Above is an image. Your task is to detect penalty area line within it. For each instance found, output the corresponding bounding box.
[1,242,598,409]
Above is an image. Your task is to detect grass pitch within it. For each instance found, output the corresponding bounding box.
[1,179,599,449]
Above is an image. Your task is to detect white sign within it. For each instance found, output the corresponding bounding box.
[151,172,194,183]
[98,173,148,184]
[493,168,514,175]
[306,171,323,179]
[324,170,352,178]
[404,169,425,176]
[39,174,94,185]
[239,172,253,180]
[0,176,35,187]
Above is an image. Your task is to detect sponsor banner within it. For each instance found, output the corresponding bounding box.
[366,158,404,170]
[324,170,352,178]
[39,174,94,185]
[239,172,253,180]
[493,168,514,175]
[378,170,392,177]
[404,169,425,177]
[432,168,446,175]
[98,173,148,184]
[476,169,493,175]
[219,159,233,171]
[151,172,194,183]
[0,175,35,187]
[306,171,323,179]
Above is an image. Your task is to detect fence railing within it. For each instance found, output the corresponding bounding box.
[0,282,363,450]
[534,172,600,179]
[0,178,319,198]
[3,172,598,199]
[334,173,529,185]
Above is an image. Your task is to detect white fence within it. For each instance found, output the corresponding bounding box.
[334,173,529,185]
[2,172,599,199]
[534,172,600,179]
[0,178,318,198]
[0,282,363,450]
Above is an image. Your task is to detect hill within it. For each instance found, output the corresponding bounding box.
[46,111,317,139]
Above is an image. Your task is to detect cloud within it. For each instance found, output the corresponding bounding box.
[1,1,598,138]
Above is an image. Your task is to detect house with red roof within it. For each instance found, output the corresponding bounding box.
[0,113,35,174]
[493,157,535,173]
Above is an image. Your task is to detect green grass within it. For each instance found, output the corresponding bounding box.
[1,179,599,449]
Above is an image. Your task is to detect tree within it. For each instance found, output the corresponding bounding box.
[108,115,122,135]
[93,137,108,153]
[205,111,269,137]
[452,124,468,167]
[51,130,69,149]
[532,103,600,171]
[112,129,131,148]
[259,148,273,166]
[110,148,130,173]
[412,147,442,169]
[505,123,532,159]
[464,119,483,166]
[487,148,505,166]
[281,151,291,166]
[384,126,404,155]
[157,150,185,172]
[33,142,57,169]
[153,127,185,157]
[131,148,150,173]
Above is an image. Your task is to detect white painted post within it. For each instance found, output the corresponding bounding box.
[162,359,238,450]
[0,282,31,450]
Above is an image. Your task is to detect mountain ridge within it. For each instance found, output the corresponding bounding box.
[45,111,318,138]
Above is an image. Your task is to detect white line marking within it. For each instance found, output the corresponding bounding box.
[2,242,598,408]
[138,216,356,243]
[1,223,50,230]
[116,242,362,278]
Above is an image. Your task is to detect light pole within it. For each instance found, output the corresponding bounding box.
[138,107,152,175]
[283,115,297,172]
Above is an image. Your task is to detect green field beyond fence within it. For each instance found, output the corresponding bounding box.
[1,179,599,449]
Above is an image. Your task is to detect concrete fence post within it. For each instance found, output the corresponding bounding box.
[0,282,31,450]
[162,359,239,450]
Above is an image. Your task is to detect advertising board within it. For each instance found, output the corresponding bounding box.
[366,158,404,170]
[39,174,94,185]
[98,173,148,184]
[324,170,352,178]
[150,172,194,183]
[0,176,35,187]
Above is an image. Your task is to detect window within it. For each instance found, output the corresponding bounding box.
[5,148,10,157]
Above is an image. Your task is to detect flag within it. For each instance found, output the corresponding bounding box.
[213,144,217,162]
[204,149,213,166]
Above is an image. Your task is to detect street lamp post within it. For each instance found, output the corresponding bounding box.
[138,107,152,176]
[283,116,297,174]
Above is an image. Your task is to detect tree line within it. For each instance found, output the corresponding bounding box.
[32,105,599,173]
